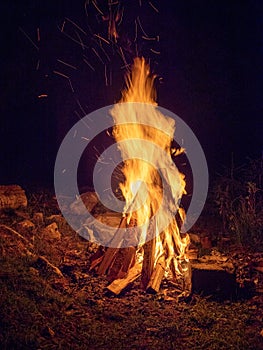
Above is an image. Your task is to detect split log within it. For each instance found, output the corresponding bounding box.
[97,216,127,275]
[108,246,136,280]
[0,185,27,210]
[106,262,142,295]
[146,255,166,293]
[89,246,105,271]
[141,236,156,289]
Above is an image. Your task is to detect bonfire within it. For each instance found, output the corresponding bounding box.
[90,57,191,297]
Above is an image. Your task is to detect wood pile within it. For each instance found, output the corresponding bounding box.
[90,214,191,296]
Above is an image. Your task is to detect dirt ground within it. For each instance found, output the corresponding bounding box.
[0,189,263,350]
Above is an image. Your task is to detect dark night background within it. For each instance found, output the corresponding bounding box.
[0,0,262,189]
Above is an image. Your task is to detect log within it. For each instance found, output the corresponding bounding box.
[141,235,156,289]
[97,216,127,275]
[106,262,142,295]
[107,246,136,280]
[97,247,119,275]
[146,255,166,293]
[89,246,105,271]
[0,185,27,210]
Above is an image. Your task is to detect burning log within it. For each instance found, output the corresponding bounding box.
[90,212,191,296]
[146,254,166,293]
[141,235,156,289]
[96,216,127,275]
[106,262,142,295]
[0,185,27,211]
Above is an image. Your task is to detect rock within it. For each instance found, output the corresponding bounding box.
[46,214,67,229]
[0,185,27,210]
[16,220,35,239]
[70,192,98,215]
[188,233,200,244]
[32,212,44,226]
[42,223,61,240]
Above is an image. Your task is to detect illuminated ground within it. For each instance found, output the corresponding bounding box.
[0,190,262,349]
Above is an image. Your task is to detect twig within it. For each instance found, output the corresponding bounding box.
[0,224,33,249]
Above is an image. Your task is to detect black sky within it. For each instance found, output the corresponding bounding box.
[0,0,262,188]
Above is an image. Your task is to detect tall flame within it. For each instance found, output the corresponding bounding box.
[111,57,190,281]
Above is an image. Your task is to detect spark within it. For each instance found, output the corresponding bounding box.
[61,20,66,32]
[62,169,66,174]
[134,19,138,42]
[38,94,48,98]
[109,69,112,86]
[84,0,89,17]
[75,30,85,50]
[142,36,156,41]
[19,27,39,51]
[92,0,104,15]
[36,60,40,70]
[97,43,110,61]
[148,1,159,13]
[37,28,40,42]
[58,26,89,49]
[150,48,160,54]
[73,130,78,138]
[93,145,99,153]
[57,59,77,70]
[81,137,90,141]
[76,98,87,115]
[136,17,149,38]
[83,57,95,71]
[94,34,110,44]
[119,47,128,67]
[92,47,105,64]
[65,17,87,35]
[75,108,91,129]
[74,110,82,119]
[53,70,75,92]
[103,188,111,192]
[104,65,108,86]
[118,6,124,26]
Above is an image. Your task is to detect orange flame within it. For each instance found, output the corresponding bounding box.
[111,57,190,281]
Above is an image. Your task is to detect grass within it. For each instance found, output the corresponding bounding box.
[0,190,263,349]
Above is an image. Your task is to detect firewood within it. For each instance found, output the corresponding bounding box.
[0,224,33,249]
[107,246,136,280]
[106,262,142,295]
[141,236,156,289]
[37,256,64,277]
[97,247,119,275]
[146,255,166,293]
[89,246,105,271]
[0,185,27,210]
[97,216,127,275]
